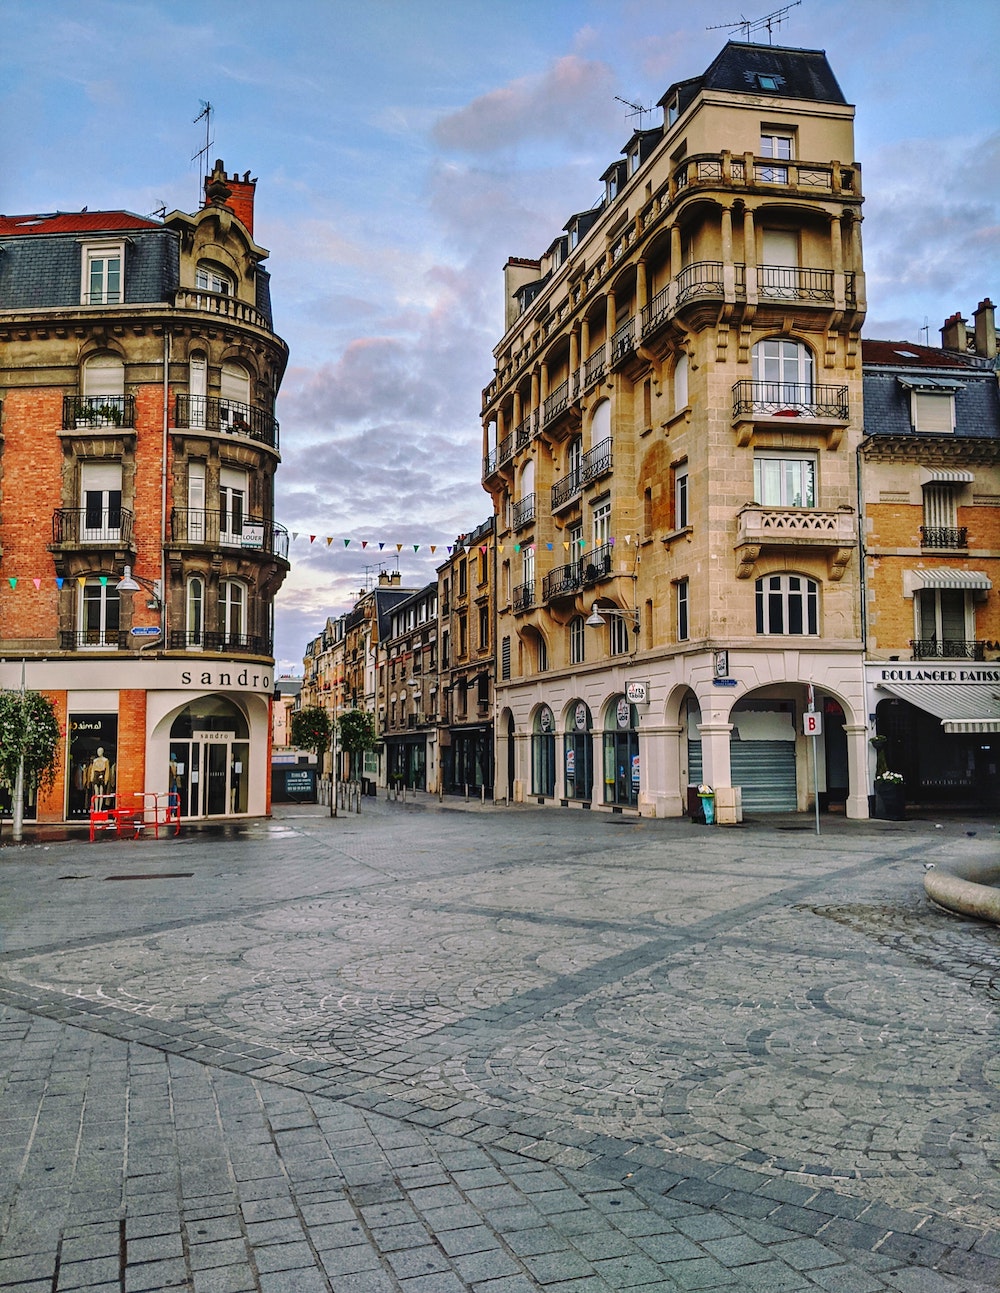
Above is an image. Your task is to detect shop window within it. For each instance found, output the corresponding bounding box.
[564,702,593,800]
[532,706,556,796]
[755,574,819,635]
[754,453,816,508]
[604,698,639,807]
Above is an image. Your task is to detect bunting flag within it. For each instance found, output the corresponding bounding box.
[32,578,41,590]
[361,540,368,548]
[99,576,108,586]
[7,578,15,590]
[310,535,316,543]
[396,543,403,552]
[56,577,64,590]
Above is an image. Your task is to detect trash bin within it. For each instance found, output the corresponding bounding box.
[697,784,715,825]
[687,784,704,823]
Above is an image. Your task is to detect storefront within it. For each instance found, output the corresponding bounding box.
[444,723,493,796]
[867,663,1000,809]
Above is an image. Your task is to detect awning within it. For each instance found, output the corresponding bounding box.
[919,467,974,485]
[897,376,964,391]
[877,681,1000,733]
[904,568,992,592]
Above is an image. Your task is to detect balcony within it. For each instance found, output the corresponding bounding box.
[758,265,839,303]
[580,542,613,586]
[512,581,535,614]
[735,505,856,579]
[60,630,129,651]
[174,395,279,450]
[551,466,582,511]
[511,493,536,530]
[732,381,850,448]
[168,630,273,656]
[51,508,135,547]
[581,437,612,484]
[911,639,986,661]
[543,378,572,426]
[583,345,607,390]
[920,526,968,549]
[170,510,290,561]
[172,288,272,332]
[63,395,135,430]
[610,319,635,366]
[675,260,726,308]
[542,564,581,602]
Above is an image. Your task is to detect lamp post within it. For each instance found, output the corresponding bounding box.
[585,601,640,636]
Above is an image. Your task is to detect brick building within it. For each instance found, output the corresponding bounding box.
[0,161,289,822]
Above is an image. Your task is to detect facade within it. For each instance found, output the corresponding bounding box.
[0,160,289,821]
[481,42,869,819]
[861,304,1000,810]
[379,581,439,789]
[438,517,496,797]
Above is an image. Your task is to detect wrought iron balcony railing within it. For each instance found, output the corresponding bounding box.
[170,509,290,560]
[174,395,279,450]
[511,493,536,530]
[920,526,968,549]
[581,437,612,484]
[543,378,571,425]
[62,395,135,430]
[580,542,613,585]
[551,466,582,510]
[512,581,535,613]
[542,564,581,601]
[910,639,985,661]
[732,381,850,421]
[583,345,606,389]
[611,319,635,365]
[52,508,134,546]
[60,630,129,651]
[168,630,273,656]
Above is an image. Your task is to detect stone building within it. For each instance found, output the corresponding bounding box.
[860,302,1000,810]
[0,160,289,821]
[379,581,439,790]
[481,41,870,818]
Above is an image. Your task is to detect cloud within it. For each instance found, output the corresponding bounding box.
[433,54,618,154]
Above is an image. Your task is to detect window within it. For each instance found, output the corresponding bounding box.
[673,352,688,410]
[592,501,611,548]
[915,589,971,655]
[187,461,206,543]
[676,578,689,641]
[458,559,467,596]
[441,631,450,668]
[479,604,489,649]
[522,545,535,590]
[218,580,246,644]
[219,361,251,432]
[759,132,793,182]
[532,707,556,797]
[754,454,816,508]
[79,579,120,647]
[80,352,125,424]
[752,338,813,411]
[80,463,122,541]
[220,467,247,544]
[755,574,819,635]
[760,229,798,298]
[570,616,586,664]
[537,635,548,672]
[82,242,123,305]
[609,615,629,656]
[189,351,208,428]
[673,463,689,529]
[187,576,204,644]
[667,96,680,126]
[458,612,467,657]
[912,390,955,434]
[501,635,511,680]
[195,263,233,295]
[756,73,783,91]
[922,484,963,546]
[564,703,593,800]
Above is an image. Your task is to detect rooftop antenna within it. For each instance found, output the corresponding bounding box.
[707,1,801,43]
[919,316,930,346]
[361,562,388,592]
[148,201,167,221]
[615,94,653,130]
[192,100,214,205]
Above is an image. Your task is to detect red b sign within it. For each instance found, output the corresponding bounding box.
[803,710,823,737]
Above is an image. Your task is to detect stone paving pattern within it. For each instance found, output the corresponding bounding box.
[1,799,998,1291]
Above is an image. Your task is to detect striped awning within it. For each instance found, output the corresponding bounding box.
[905,568,992,592]
[919,467,975,485]
[877,681,1000,734]
[897,376,964,391]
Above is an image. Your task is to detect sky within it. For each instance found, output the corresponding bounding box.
[2,0,998,674]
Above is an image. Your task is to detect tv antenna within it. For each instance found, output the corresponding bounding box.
[615,95,653,129]
[361,562,388,592]
[707,1,801,43]
[192,100,214,203]
[920,316,930,346]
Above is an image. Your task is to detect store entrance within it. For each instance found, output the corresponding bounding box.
[169,698,249,817]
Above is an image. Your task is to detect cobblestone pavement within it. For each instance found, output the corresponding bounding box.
[1,799,998,1292]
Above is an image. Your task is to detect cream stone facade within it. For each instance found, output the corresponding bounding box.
[481,42,870,819]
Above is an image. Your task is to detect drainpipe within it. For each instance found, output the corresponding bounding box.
[856,436,868,653]
[161,332,171,643]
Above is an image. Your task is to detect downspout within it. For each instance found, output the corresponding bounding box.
[856,435,868,653]
[161,331,171,644]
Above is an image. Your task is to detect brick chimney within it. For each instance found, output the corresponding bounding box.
[203,159,257,236]
[973,299,997,359]
[940,312,968,353]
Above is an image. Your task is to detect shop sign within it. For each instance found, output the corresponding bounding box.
[879,666,1000,683]
[625,680,648,705]
[616,697,631,728]
[574,702,588,731]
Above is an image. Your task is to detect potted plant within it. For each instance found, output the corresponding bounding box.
[874,769,905,820]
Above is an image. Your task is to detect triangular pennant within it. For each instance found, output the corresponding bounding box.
[429,545,436,554]
[379,542,385,549]
[446,546,453,554]
[77,576,87,587]
[514,544,520,553]
[396,543,403,553]
[546,543,553,550]
[361,540,368,549]
[292,531,299,541]
[622,535,629,544]
[32,577,41,590]
[563,541,569,551]
[309,535,316,544]
[413,545,419,553]
[56,577,64,590]
[480,546,487,555]
[99,576,108,586]
[7,577,16,590]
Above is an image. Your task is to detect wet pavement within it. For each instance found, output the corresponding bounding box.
[1,797,998,1291]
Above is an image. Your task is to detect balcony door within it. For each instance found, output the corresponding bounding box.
[80,463,122,542]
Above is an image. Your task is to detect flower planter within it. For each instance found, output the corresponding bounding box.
[875,783,906,820]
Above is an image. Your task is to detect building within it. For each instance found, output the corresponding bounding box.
[437,517,496,797]
[0,160,289,821]
[379,581,439,789]
[481,41,870,819]
[860,303,1000,810]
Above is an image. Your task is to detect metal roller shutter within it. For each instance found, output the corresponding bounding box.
[731,740,797,812]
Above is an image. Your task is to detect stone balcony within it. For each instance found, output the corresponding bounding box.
[735,504,856,580]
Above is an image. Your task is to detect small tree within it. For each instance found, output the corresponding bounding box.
[338,709,377,780]
[290,706,331,765]
[0,690,61,841]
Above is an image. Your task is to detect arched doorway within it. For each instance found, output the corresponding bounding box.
[169,696,249,817]
[564,700,593,802]
[603,695,639,807]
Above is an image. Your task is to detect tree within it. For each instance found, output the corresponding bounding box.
[290,706,331,764]
[0,690,61,841]
[338,709,376,778]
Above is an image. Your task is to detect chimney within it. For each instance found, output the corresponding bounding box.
[973,299,997,360]
[379,571,402,586]
[203,159,257,236]
[940,312,968,353]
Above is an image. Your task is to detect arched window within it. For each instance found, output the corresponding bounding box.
[604,697,639,806]
[220,361,251,433]
[81,352,125,425]
[195,261,234,295]
[569,615,585,664]
[673,352,689,411]
[188,350,208,428]
[532,706,556,797]
[755,574,819,635]
[564,701,593,801]
[752,338,813,410]
[218,580,246,646]
[187,576,204,645]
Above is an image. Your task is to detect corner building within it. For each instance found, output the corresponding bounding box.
[482,43,869,819]
[0,161,289,821]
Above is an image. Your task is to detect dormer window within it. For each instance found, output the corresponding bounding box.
[196,262,234,295]
[667,97,680,126]
[81,241,123,305]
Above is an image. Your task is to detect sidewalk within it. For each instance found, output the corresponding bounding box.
[0,801,998,1291]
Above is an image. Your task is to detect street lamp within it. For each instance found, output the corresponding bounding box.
[116,565,162,610]
[585,601,640,634]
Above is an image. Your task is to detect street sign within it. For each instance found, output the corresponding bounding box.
[803,709,822,736]
[130,626,161,637]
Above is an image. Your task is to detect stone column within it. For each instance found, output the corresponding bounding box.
[844,722,871,819]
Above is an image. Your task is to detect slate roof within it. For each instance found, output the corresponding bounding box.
[659,41,847,112]
[0,224,178,310]
[862,339,1000,440]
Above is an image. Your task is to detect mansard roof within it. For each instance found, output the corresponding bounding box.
[0,210,161,236]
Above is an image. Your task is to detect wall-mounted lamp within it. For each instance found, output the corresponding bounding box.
[116,565,162,610]
[585,601,640,634]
